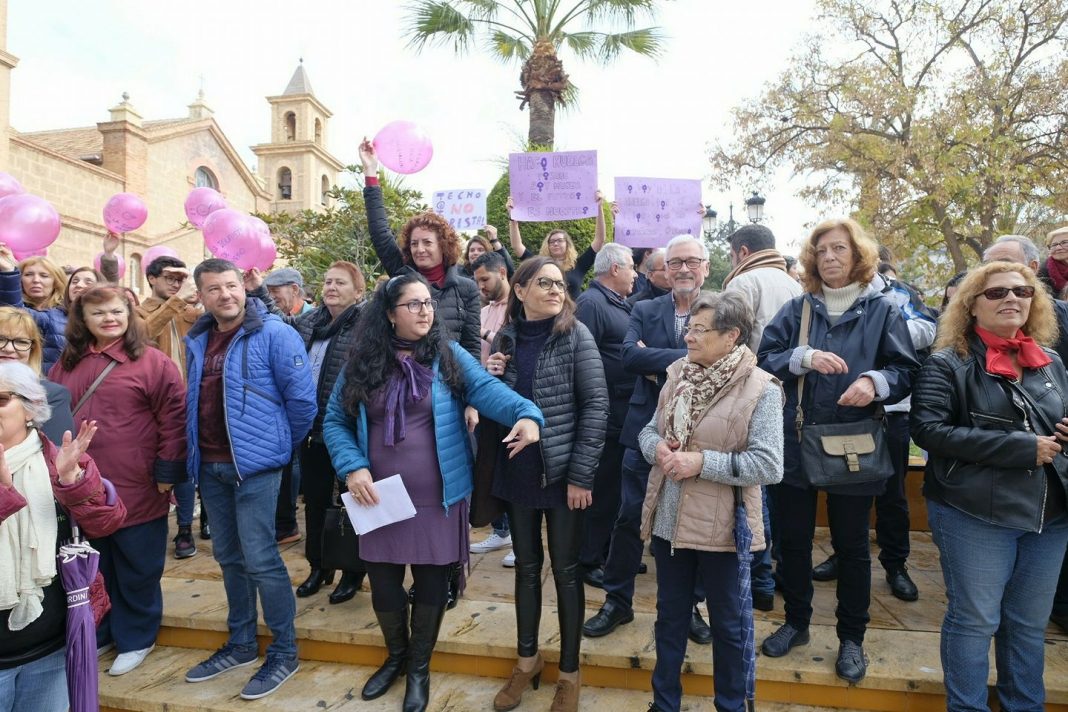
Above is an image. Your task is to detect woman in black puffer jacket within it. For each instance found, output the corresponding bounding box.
[485,256,607,712]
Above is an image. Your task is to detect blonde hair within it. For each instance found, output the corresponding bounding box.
[538,229,578,272]
[934,262,1057,356]
[798,218,879,294]
[18,256,66,310]
[0,306,43,374]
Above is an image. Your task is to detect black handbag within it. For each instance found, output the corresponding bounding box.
[795,298,893,487]
[321,505,360,571]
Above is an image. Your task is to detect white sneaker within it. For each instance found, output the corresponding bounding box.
[108,645,155,676]
[502,550,516,567]
[470,532,511,554]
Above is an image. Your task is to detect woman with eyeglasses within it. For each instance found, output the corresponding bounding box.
[0,246,69,374]
[0,307,73,445]
[911,261,1068,711]
[1041,226,1068,298]
[484,256,608,712]
[323,273,542,712]
[505,193,607,300]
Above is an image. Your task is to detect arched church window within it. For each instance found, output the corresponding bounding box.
[321,175,329,206]
[194,166,218,189]
[314,118,322,145]
[285,112,296,142]
[278,167,292,200]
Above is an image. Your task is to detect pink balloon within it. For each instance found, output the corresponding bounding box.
[184,187,227,229]
[255,232,277,271]
[372,120,433,174]
[12,247,47,261]
[103,192,148,234]
[0,194,61,252]
[94,252,125,280]
[142,245,180,273]
[203,209,259,267]
[0,172,24,200]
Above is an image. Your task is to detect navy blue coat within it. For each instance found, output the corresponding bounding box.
[575,280,634,437]
[620,292,687,451]
[0,270,66,374]
[757,287,920,495]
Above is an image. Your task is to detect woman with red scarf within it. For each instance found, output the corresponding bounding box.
[1042,226,1068,298]
[911,261,1068,712]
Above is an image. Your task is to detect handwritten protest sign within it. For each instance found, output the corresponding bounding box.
[612,177,703,247]
[508,150,598,222]
[432,189,486,232]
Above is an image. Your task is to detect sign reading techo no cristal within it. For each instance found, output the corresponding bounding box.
[432,189,487,232]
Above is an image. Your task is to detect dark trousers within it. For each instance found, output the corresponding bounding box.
[650,537,745,712]
[602,448,651,611]
[301,439,364,575]
[772,482,873,643]
[1055,547,1068,618]
[274,455,299,537]
[364,561,451,611]
[579,437,624,570]
[95,515,168,652]
[750,486,774,596]
[875,412,911,570]
[507,502,585,673]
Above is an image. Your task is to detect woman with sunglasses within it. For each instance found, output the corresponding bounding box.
[485,257,607,712]
[323,273,541,712]
[911,261,1068,711]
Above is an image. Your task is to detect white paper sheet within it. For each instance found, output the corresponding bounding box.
[340,474,417,535]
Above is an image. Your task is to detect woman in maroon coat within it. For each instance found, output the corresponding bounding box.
[48,286,186,677]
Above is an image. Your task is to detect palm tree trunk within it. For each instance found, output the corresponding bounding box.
[527,90,556,149]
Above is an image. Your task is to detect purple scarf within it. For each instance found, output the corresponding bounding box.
[383,337,435,446]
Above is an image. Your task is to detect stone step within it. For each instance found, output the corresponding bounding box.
[98,645,841,712]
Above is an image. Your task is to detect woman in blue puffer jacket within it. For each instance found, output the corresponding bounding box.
[0,247,67,373]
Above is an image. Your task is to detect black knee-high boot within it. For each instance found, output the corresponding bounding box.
[403,603,446,712]
[361,605,408,700]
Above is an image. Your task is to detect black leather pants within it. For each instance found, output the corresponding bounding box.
[506,502,585,673]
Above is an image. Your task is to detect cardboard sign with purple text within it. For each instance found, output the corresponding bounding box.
[432,188,487,232]
[508,150,598,222]
[613,177,703,247]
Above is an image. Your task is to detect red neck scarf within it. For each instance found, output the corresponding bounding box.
[974,325,1051,379]
[1046,256,1068,295]
[419,262,446,288]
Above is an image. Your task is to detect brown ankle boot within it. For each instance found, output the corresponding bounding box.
[493,654,544,711]
[549,671,580,712]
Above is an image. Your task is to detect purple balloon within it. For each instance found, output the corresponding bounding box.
[372,120,433,175]
[103,193,148,234]
[184,187,227,229]
[0,172,25,200]
[94,252,125,280]
[0,194,61,251]
[142,245,179,273]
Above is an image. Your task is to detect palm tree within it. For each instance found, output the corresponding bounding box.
[404,1,665,148]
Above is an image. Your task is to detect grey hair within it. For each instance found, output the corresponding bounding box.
[690,290,755,349]
[0,361,51,427]
[645,248,665,268]
[665,234,709,260]
[985,235,1041,265]
[593,243,633,276]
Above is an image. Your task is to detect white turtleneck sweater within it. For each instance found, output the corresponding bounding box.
[800,281,864,370]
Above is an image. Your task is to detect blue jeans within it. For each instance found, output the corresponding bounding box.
[492,513,510,539]
[0,647,67,712]
[929,499,1068,711]
[174,480,196,527]
[199,463,297,660]
[750,486,774,596]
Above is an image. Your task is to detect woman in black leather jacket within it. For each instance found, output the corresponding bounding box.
[485,256,607,712]
[911,261,1068,712]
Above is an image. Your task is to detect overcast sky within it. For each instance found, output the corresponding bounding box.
[8,0,838,254]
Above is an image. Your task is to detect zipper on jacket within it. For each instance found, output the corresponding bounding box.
[220,329,245,482]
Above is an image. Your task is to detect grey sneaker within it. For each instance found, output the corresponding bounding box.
[185,643,259,682]
[240,655,299,700]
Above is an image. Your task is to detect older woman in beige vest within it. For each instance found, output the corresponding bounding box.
[638,291,784,712]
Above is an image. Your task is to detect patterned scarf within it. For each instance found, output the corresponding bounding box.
[665,345,746,449]
[382,336,435,447]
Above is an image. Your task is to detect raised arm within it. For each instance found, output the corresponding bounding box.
[591,189,607,253]
[359,137,409,277]
[506,196,529,260]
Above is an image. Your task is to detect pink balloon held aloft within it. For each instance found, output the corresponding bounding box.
[184,187,227,229]
[94,252,125,280]
[0,194,62,252]
[142,245,179,273]
[203,209,259,265]
[255,230,277,271]
[372,120,433,174]
[0,172,25,200]
[12,247,47,261]
[103,193,148,234]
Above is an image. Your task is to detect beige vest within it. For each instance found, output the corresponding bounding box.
[640,350,777,552]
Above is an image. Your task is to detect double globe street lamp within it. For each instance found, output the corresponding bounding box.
[703,191,766,243]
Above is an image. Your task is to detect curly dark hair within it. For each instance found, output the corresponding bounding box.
[342,273,464,414]
[398,212,463,268]
[59,286,147,372]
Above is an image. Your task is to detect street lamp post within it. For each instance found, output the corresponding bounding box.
[703,192,765,246]
[745,191,766,223]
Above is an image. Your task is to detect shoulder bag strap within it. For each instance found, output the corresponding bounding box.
[72,360,119,416]
[794,298,812,439]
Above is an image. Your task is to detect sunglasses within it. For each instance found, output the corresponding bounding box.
[979,286,1036,300]
[0,391,26,408]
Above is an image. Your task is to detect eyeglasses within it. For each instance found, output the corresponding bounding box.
[979,286,1036,300]
[685,324,718,337]
[0,392,26,408]
[666,257,706,271]
[534,277,567,293]
[1050,241,1068,252]
[400,299,438,314]
[0,337,33,352]
[160,275,186,285]
[547,238,567,246]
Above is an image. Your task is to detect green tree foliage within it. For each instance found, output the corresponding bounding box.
[259,168,428,297]
[403,0,665,148]
[704,239,732,290]
[709,0,1068,285]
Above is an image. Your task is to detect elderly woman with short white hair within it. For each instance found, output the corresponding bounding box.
[0,361,126,711]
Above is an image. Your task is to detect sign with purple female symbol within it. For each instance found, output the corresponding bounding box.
[432,188,486,232]
[613,177,703,247]
[508,150,598,222]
